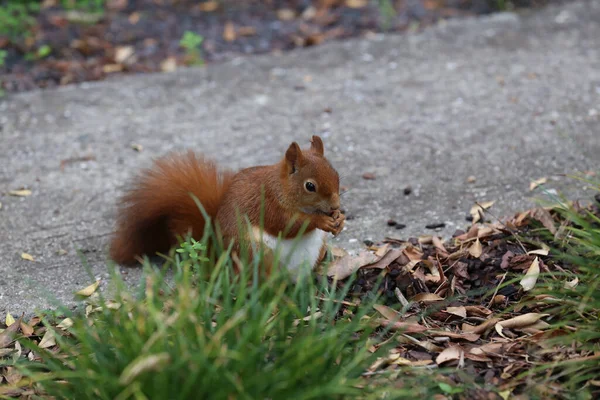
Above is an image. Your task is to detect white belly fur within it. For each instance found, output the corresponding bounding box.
[255,228,328,273]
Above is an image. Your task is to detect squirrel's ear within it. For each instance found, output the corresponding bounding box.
[310,135,324,156]
[285,142,303,174]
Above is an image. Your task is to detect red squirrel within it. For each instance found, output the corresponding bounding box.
[109,136,345,273]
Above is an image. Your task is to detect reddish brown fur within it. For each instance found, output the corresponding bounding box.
[109,136,343,269]
[110,151,234,264]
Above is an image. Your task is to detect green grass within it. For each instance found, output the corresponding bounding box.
[522,178,600,398]
[9,229,443,399]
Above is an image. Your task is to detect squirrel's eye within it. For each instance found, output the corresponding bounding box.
[305,182,316,192]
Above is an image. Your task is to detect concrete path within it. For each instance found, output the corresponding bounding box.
[1,0,599,315]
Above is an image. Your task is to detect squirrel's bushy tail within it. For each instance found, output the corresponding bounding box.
[109,151,234,265]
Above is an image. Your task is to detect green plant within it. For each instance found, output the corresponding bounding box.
[522,178,600,397]
[0,49,7,67]
[24,44,52,61]
[377,0,396,31]
[14,230,433,399]
[0,0,40,39]
[179,30,205,66]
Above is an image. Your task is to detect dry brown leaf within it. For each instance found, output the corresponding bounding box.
[529,177,548,191]
[326,251,377,280]
[3,367,22,385]
[373,304,401,321]
[364,249,403,270]
[469,342,505,356]
[411,293,444,304]
[520,257,540,292]
[564,277,579,289]
[470,201,494,223]
[223,21,236,42]
[0,318,21,348]
[496,313,549,332]
[197,1,218,11]
[102,64,123,74]
[115,46,135,64]
[19,321,34,336]
[39,330,56,348]
[377,319,426,333]
[464,305,492,318]
[331,246,348,258]
[75,280,101,297]
[20,253,34,262]
[399,334,444,352]
[346,0,368,8]
[160,57,177,72]
[8,189,31,197]
[428,330,480,342]
[468,238,483,258]
[56,318,73,330]
[531,208,557,234]
[277,8,296,21]
[436,346,464,365]
[462,318,500,334]
[374,243,389,257]
[431,236,448,254]
[527,248,549,256]
[445,306,467,318]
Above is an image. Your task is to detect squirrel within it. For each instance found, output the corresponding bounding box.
[109,135,345,274]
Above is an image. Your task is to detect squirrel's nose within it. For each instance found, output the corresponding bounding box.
[330,194,340,211]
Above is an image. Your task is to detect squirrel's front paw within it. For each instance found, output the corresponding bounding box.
[318,210,345,236]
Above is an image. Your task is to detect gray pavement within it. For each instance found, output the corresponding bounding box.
[1,0,599,315]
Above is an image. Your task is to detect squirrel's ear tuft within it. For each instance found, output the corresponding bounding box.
[310,135,324,156]
[285,142,303,174]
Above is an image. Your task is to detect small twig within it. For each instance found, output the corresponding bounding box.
[475,201,528,254]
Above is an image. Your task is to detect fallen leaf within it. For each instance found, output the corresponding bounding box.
[21,253,35,262]
[19,321,34,336]
[160,57,177,72]
[531,208,557,234]
[527,248,549,256]
[436,346,464,365]
[496,313,549,336]
[5,313,15,326]
[115,46,135,64]
[56,318,73,329]
[223,21,236,42]
[428,330,479,342]
[520,257,540,292]
[411,293,444,304]
[469,201,494,223]
[238,26,256,36]
[331,247,348,258]
[326,251,378,280]
[468,238,482,258]
[376,319,426,333]
[564,277,579,289]
[277,8,296,21]
[0,318,21,348]
[75,280,100,297]
[8,189,31,197]
[3,366,22,385]
[39,330,56,348]
[128,11,140,24]
[529,177,548,191]
[462,318,500,334]
[374,304,401,321]
[346,0,368,8]
[363,249,402,270]
[197,1,218,11]
[445,306,467,318]
[102,64,123,74]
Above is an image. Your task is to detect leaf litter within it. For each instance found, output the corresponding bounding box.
[2,201,599,398]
